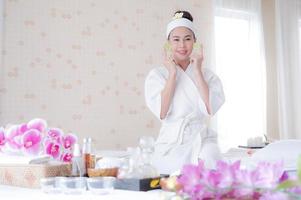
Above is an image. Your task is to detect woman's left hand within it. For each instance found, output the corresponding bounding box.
[190,43,204,73]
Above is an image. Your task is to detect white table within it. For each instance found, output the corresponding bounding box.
[0,149,252,200]
[0,185,170,200]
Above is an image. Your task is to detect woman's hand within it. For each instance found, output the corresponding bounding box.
[190,43,211,114]
[163,48,177,75]
[190,43,204,73]
[160,47,177,120]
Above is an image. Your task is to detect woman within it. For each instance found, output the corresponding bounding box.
[144,11,225,174]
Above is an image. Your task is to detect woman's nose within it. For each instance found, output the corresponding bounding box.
[179,40,185,47]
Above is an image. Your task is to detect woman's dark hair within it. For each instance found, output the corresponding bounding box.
[174,10,193,22]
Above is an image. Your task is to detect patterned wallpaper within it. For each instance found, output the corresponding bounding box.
[0,0,214,150]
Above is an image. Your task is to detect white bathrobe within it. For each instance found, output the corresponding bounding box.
[144,64,225,174]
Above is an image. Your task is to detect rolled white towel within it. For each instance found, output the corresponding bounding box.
[0,153,51,165]
[247,136,265,147]
[95,157,123,169]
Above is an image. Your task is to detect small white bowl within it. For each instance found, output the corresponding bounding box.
[58,177,87,195]
[40,177,61,194]
[87,177,116,195]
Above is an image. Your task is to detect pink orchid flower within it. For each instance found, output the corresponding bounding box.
[27,118,47,133]
[252,161,285,189]
[2,119,77,163]
[259,191,289,200]
[174,158,300,199]
[63,133,77,149]
[288,186,301,196]
[18,123,29,135]
[203,170,223,192]
[6,125,23,151]
[0,127,6,151]
[47,128,64,144]
[60,151,73,162]
[22,129,42,155]
[233,169,254,197]
[45,141,61,159]
[178,161,205,197]
[215,160,240,189]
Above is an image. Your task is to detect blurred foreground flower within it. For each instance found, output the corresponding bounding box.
[162,157,301,200]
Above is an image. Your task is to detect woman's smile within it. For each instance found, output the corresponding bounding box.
[176,49,188,56]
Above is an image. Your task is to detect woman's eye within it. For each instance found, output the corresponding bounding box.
[186,38,191,41]
[173,39,179,42]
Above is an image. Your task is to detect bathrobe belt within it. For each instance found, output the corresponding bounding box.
[156,111,208,160]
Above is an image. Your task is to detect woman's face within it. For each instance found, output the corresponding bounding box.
[168,27,195,63]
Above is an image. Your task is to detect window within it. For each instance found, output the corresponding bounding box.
[215,9,266,151]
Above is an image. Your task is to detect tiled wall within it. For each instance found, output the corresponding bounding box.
[0,0,214,150]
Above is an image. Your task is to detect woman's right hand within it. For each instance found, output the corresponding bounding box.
[160,48,177,120]
[163,48,177,75]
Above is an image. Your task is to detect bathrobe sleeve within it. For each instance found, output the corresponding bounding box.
[144,68,169,120]
[204,69,225,115]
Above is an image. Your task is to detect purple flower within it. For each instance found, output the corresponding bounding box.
[279,171,289,183]
[45,141,61,159]
[216,160,240,188]
[178,161,204,193]
[63,133,77,149]
[233,169,254,197]
[27,118,47,132]
[259,191,289,200]
[252,162,285,189]
[0,127,6,151]
[22,129,42,155]
[174,158,300,200]
[203,169,221,189]
[288,186,301,195]
[177,161,209,199]
[201,161,240,198]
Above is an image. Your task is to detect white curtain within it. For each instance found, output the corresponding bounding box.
[275,0,301,139]
[0,0,3,68]
[214,0,266,151]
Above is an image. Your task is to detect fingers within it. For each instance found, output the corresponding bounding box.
[163,46,172,60]
[172,58,178,66]
[167,51,175,64]
[194,42,202,55]
[190,43,204,65]
[163,46,167,61]
[200,43,204,57]
[195,43,204,62]
[190,57,194,64]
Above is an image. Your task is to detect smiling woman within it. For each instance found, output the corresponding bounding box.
[144,10,225,174]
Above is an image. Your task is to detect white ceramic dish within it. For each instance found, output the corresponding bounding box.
[87,177,116,195]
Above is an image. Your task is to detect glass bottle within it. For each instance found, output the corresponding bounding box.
[82,137,95,176]
[71,143,84,177]
[138,136,159,178]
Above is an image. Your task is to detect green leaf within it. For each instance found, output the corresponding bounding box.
[276,180,299,190]
[298,154,301,182]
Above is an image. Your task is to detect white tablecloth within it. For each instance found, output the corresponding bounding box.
[0,185,169,200]
[0,148,260,200]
